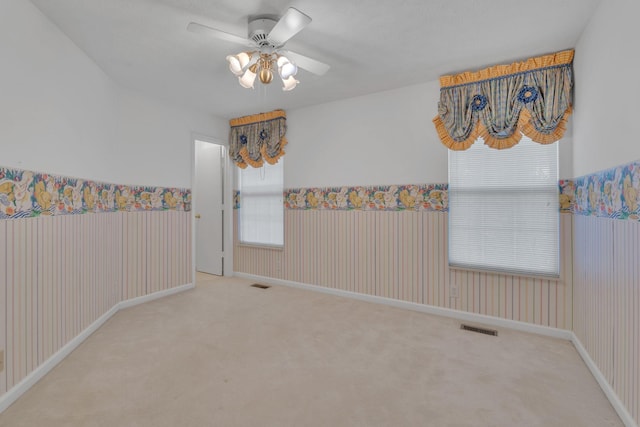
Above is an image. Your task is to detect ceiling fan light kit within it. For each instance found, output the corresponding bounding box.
[188,7,329,92]
[229,51,298,90]
[227,51,298,90]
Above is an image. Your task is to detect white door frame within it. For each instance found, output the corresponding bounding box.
[191,133,234,280]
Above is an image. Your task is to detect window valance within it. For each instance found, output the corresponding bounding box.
[433,50,574,150]
[229,109,287,168]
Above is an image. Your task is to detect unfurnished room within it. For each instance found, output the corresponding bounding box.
[0,0,639,426]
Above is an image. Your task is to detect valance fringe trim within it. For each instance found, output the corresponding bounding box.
[261,138,287,165]
[238,147,263,168]
[434,107,573,151]
[230,109,286,127]
[439,50,574,88]
[432,116,476,151]
[519,107,572,145]
[478,123,523,150]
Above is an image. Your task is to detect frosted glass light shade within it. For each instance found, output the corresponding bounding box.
[239,68,257,88]
[281,75,299,91]
[236,52,251,68]
[280,62,297,79]
[277,56,298,79]
[227,55,243,76]
[277,56,290,68]
[226,52,252,76]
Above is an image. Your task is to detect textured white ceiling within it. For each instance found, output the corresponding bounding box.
[30,0,600,119]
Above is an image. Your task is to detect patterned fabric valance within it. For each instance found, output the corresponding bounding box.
[433,50,574,150]
[229,109,287,168]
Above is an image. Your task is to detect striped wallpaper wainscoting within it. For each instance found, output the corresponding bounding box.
[234,177,640,424]
[233,209,574,330]
[121,211,192,300]
[232,202,283,279]
[573,215,640,424]
[0,211,191,396]
[569,160,640,426]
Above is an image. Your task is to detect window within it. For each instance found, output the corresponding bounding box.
[238,160,284,247]
[448,136,559,277]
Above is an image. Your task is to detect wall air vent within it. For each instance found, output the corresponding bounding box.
[460,324,498,336]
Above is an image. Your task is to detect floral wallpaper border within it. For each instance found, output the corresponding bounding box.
[558,180,575,214]
[284,184,449,211]
[232,159,640,222]
[234,185,449,212]
[0,166,191,220]
[559,160,640,221]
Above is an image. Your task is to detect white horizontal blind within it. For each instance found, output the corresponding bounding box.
[239,160,284,246]
[448,136,559,276]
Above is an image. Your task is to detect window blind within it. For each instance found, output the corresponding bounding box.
[448,136,559,277]
[238,160,284,247]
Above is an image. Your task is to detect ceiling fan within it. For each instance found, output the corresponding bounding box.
[188,7,330,91]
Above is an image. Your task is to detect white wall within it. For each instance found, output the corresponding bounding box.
[114,87,227,188]
[0,0,227,189]
[0,0,118,182]
[285,76,574,188]
[573,0,640,177]
[285,81,448,188]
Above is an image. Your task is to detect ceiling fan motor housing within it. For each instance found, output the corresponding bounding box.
[248,16,277,47]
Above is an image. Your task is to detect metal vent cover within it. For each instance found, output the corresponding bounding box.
[460,324,498,336]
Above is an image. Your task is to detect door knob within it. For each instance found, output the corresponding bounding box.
[195,214,201,219]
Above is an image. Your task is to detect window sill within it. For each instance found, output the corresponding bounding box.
[237,242,284,251]
[449,264,562,281]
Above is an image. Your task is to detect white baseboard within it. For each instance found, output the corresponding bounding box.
[571,333,637,427]
[118,283,195,310]
[236,272,636,426]
[235,272,572,340]
[0,304,118,414]
[0,283,194,414]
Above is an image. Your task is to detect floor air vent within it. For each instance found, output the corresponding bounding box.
[250,284,271,289]
[460,324,498,336]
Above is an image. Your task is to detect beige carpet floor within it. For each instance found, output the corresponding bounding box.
[0,273,622,426]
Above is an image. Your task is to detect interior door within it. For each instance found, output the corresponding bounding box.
[195,140,224,275]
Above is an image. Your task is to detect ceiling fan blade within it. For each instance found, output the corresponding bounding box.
[282,50,330,76]
[187,22,252,47]
[267,8,311,47]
